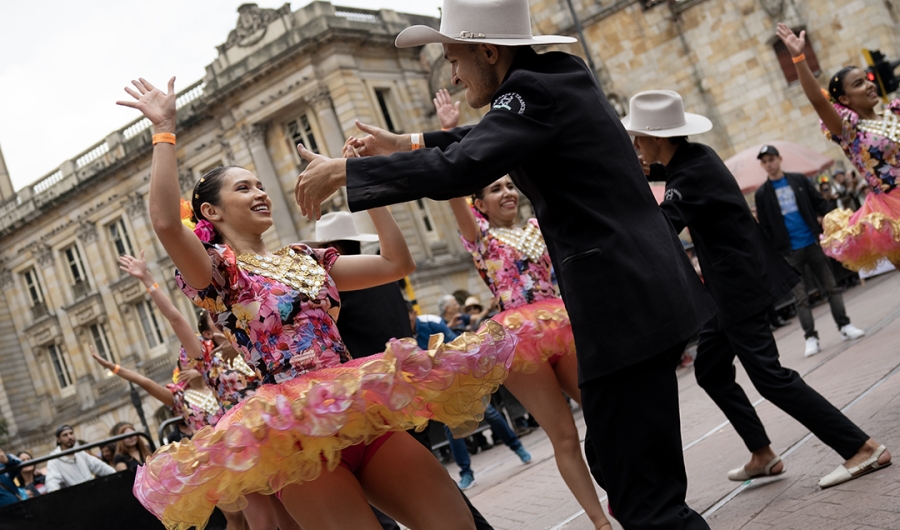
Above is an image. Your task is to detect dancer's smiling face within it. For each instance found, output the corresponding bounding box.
[444,44,502,109]
[474,176,519,225]
[197,168,273,240]
[836,68,879,112]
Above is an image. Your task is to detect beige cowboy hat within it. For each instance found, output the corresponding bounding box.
[310,211,379,243]
[621,90,713,138]
[395,0,576,48]
[463,296,484,311]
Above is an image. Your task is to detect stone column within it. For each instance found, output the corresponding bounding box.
[240,124,299,245]
[304,86,345,158]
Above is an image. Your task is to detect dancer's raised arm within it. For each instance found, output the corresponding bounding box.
[91,351,175,408]
[776,24,842,136]
[119,251,203,360]
[326,141,416,291]
[116,78,212,289]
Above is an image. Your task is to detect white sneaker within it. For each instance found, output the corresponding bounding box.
[804,337,820,357]
[840,324,865,341]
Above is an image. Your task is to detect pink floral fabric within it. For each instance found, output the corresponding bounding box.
[821,99,900,193]
[461,217,558,311]
[177,243,348,385]
[167,380,225,432]
[182,340,259,411]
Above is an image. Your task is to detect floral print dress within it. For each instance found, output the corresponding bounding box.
[819,100,900,270]
[182,339,260,411]
[177,243,348,386]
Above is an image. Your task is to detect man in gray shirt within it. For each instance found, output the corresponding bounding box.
[44,425,115,492]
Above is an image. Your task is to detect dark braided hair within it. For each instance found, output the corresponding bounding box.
[191,166,239,244]
[828,66,857,104]
[197,309,214,335]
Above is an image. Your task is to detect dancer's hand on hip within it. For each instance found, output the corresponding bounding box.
[116,77,177,132]
[776,23,805,57]
[294,144,347,220]
[349,120,408,156]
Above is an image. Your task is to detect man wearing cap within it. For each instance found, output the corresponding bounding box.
[754,145,865,357]
[45,425,115,492]
[628,90,889,490]
[293,0,716,527]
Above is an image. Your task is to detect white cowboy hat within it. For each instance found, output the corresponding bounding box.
[621,90,713,138]
[395,0,576,48]
[310,211,379,243]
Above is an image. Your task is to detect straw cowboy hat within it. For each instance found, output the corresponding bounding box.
[621,90,713,138]
[395,0,576,48]
[310,211,379,243]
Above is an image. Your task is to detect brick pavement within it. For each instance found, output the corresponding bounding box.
[432,270,900,529]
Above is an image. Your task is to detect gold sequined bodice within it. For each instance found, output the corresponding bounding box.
[488,223,547,263]
[236,247,326,299]
[859,110,900,143]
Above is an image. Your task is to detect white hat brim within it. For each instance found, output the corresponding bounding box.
[395,25,577,48]
[622,112,713,138]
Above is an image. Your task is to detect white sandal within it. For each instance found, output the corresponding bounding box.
[819,444,892,488]
[727,456,784,481]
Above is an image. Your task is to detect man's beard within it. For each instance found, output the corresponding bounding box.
[468,55,500,108]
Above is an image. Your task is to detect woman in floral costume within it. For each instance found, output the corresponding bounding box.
[435,87,612,530]
[118,77,515,530]
[778,25,900,271]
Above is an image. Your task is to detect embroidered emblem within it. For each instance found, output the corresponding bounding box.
[664,188,683,201]
[492,92,526,115]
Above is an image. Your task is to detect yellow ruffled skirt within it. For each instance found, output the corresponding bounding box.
[134,321,516,530]
[491,298,575,374]
[821,188,900,271]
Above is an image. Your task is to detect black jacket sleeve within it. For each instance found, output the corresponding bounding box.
[346,71,556,211]
[659,174,696,234]
[754,185,774,241]
[423,126,473,149]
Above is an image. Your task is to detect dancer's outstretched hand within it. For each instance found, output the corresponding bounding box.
[118,250,150,281]
[776,23,805,57]
[294,144,346,220]
[434,89,461,130]
[91,351,115,371]
[116,77,177,131]
[349,120,406,157]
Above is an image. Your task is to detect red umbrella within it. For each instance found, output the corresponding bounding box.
[724,141,835,193]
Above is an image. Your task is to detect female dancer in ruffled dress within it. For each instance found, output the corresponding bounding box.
[118,77,515,530]
[114,252,297,530]
[778,24,900,271]
[435,90,612,530]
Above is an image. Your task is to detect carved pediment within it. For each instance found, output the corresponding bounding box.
[24,315,61,348]
[222,3,292,50]
[63,292,105,328]
[109,274,144,307]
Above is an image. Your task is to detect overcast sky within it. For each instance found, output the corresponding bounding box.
[0,0,443,190]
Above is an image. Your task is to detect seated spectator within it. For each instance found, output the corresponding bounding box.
[113,423,153,471]
[45,425,115,492]
[437,294,468,335]
[0,447,24,506]
[463,296,491,330]
[14,451,45,499]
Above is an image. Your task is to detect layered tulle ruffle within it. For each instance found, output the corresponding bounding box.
[134,321,516,530]
[491,298,575,374]
[820,188,900,271]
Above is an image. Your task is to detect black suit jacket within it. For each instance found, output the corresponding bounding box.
[754,172,833,255]
[655,143,798,328]
[336,282,413,358]
[345,47,716,383]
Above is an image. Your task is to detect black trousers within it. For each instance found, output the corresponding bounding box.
[582,342,710,530]
[694,310,868,459]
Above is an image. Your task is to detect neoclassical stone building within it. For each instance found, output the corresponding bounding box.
[0,2,499,455]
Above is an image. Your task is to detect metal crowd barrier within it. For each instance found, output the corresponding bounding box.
[2,430,156,475]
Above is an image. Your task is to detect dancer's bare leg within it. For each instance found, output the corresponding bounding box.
[243,492,288,530]
[505,357,611,530]
[359,432,476,530]
[221,509,248,530]
[280,467,383,530]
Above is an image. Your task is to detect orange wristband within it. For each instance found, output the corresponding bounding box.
[113,364,121,375]
[792,54,806,64]
[410,133,421,151]
[147,282,159,293]
[152,133,176,145]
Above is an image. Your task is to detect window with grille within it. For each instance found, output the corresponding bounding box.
[415,199,440,242]
[286,115,320,157]
[774,32,821,84]
[375,89,398,133]
[22,268,48,318]
[91,323,115,363]
[136,299,166,348]
[48,344,74,389]
[63,245,90,297]
[108,218,135,257]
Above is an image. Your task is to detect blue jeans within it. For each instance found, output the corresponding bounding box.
[444,404,522,477]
